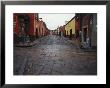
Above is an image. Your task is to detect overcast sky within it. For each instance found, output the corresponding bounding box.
[39,13,75,30]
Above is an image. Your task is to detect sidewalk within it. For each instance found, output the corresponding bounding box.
[67,38,97,52]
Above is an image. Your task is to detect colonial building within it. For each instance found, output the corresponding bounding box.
[38,20,49,37]
[13,13,39,43]
[14,13,50,45]
[65,17,75,39]
[59,25,65,37]
[75,13,97,49]
[90,14,97,49]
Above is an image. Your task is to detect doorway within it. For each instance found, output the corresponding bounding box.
[18,14,30,42]
[70,29,72,39]
[83,28,87,42]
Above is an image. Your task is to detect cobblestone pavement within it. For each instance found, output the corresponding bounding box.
[14,35,97,75]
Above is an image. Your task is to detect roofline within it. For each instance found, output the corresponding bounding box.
[65,16,76,26]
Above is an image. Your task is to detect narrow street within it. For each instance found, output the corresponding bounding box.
[14,35,97,75]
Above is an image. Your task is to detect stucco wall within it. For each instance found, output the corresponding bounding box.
[65,18,75,36]
[91,14,97,47]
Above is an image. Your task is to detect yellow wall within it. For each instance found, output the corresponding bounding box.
[65,18,75,36]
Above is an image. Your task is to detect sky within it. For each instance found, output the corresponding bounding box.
[39,13,75,30]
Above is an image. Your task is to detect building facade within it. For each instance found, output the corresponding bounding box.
[13,13,39,43]
[38,21,49,37]
[90,14,97,49]
[59,25,65,37]
[14,13,49,44]
[75,13,97,49]
[65,17,75,39]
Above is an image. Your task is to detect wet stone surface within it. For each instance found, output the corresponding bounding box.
[14,35,97,75]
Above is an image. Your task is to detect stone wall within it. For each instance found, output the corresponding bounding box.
[91,14,97,48]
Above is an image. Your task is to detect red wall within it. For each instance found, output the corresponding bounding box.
[75,19,80,31]
[13,13,49,38]
[38,21,48,37]
[28,13,35,36]
[13,13,37,36]
[82,15,90,26]
[13,13,19,35]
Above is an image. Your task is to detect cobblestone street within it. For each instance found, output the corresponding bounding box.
[14,35,97,75]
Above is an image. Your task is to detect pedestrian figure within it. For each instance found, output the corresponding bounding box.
[86,37,90,48]
[79,31,82,48]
